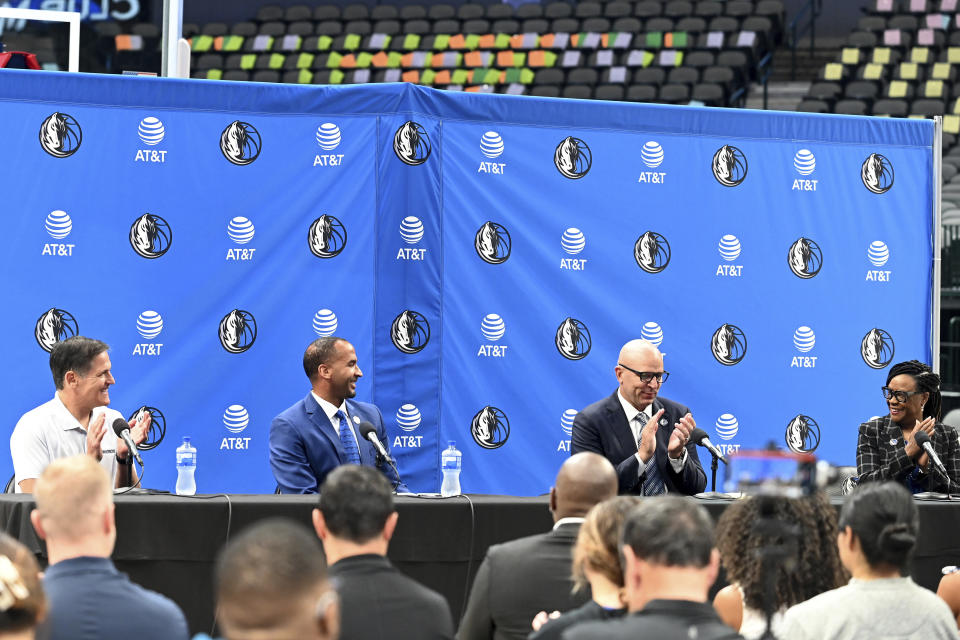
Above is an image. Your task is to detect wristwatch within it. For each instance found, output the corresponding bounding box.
[116,455,132,466]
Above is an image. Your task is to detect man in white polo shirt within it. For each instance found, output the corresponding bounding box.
[10,336,151,492]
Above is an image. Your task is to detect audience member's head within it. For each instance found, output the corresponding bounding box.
[715,492,848,614]
[313,465,396,563]
[30,455,114,562]
[619,496,718,611]
[0,533,45,639]
[216,518,338,640]
[572,496,640,601]
[839,482,918,576]
[550,453,618,521]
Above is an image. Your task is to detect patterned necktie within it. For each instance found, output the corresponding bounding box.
[636,412,666,496]
[336,410,361,465]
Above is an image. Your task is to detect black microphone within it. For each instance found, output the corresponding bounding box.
[358,422,395,465]
[112,418,143,466]
[690,427,728,465]
[914,431,948,482]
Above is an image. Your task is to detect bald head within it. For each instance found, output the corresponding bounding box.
[552,453,618,520]
[618,339,661,364]
[616,339,666,412]
[33,455,112,542]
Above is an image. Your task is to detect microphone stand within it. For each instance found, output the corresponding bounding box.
[710,452,719,493]
[374,451,404,493]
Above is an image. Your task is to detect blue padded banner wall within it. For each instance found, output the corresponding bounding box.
[0,71,934,495]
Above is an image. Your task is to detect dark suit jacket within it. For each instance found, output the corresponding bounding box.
[330,554,454,640]
[571,392,707,495]
[457,522,589,640]
[269,393,406,493]
[564,600,743,640]
[857,415,960,493]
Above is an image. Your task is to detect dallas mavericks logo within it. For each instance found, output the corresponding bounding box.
[34,308,78,352]
[861,328,894,369]
[861,153,894,194]
[391,310,430,354]
[39,112,82,158]
[218,309,257,353]
[393,121,431,166]
[787,237,822,279]
[471,406,510,449]
[219,121,262,166]
[127,406,166,450]
[712,145,747,187]
[129,214,172,259]
[711,324,747,366]
[555,317,591,360]
[554,136,592,179]
[308,215,347,258]
[634,231,671,273]
[222,405,249,434]
[475,221,511,264]
[785,414,820,454]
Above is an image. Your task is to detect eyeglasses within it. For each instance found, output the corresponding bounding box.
[881,387,924,403]
[618,363,669,384]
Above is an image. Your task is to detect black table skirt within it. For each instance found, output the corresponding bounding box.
[3,494,959,636]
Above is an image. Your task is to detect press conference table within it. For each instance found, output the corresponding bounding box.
[2,493,959,636]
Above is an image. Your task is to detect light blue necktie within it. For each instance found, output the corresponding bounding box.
[336,410,361,465]
[637,412,666,496]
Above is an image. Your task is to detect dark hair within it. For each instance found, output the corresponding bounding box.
[887,360,941,421]
[620,496,713,568]
[303,337,346,382]
[319,465,394,543]
[715,493,848,612]
[49,336,108,390]
[839,482,918,574]
[0,532,45,632]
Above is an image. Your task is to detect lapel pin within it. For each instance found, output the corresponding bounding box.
[660,418,668,426]
[889,438,898,446]
[353,416,360,424]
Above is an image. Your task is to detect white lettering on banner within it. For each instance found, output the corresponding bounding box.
[791,179,818,191]
[865,270,891,282]
[220,437,252,450]
[313,154,344,167]
[718,444,740,456]
[557,440,571,451]
[134,149,167,163]
[715,265,743,277]
[396,248,427,260]
[477,162,505,174]
[132,343,163,356]
[477,345,508,357]
[226,249,256,261]
[393,435,423,448]
[790,356,817,368]
[637,172,666,184]
[0,0,141,30]
[41,244,74,256]
[559,258,587,270]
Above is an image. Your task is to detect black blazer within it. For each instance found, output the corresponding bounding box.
[330,554,454,640]
[857,416,960,493]
[457,523,589,640]
[571,392,707,495]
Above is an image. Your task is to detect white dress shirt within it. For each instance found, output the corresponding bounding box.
[616,390,687,477]
[311,392,361,446]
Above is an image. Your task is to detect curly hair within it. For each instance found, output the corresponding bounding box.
[0,532,45,633]
[886,360,942,421]
[571,496,640,596]
[715,493,848,613]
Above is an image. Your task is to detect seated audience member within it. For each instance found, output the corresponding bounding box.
[458,452,619,640]
[208,518,339,640]
[0,533,46,640]
[937,569,960,629]
[312,465,452,640]
[779,482,957,640]
[565,496,743,640]
[30,455,189,640]
[857,360,960,493]
[713,493,848,638]
[528,496,639,640]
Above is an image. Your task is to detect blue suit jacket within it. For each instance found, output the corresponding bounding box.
[269,393,407,493]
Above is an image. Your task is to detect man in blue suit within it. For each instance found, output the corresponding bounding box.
[270,336,406,493]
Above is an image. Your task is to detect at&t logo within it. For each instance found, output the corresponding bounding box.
[862,153,894,194]
[861,328,894,370]
[560,228,587,270]
[791,149,818,192]
[132,310,164,356]
[558,408,577,451]
[129,213,172,259]
[791,326,816,369]
[785,414,820,454]
[314,123,345,167]
[394,404,423,448]
[475,221,511,264]
[471,406,510,449]
[634,231,670,274]
[714,414,741,456]
[479,131,506,175]
[554,136,592,179]
[39,112,82,158]
[134,117,167,163]
[787,237,822,279]
[226,217,256,261]
[397,216,426,261]
[219,309,257,354]
[391,310,430,354]
[35,308,78,353]
[641,322,663,347]
[555,317,591,360]
[394,121,431,166]
[712,145,747,187]
[866,241,891,282]
[716,234,742,277]
[638,141,665,184]
[478,314,508,358]
[220,121,261,166]
[312,309,338,337]
[711,324,747,366]
[42,210,75,257]
[221,405,252,450]
[308,215,347,259]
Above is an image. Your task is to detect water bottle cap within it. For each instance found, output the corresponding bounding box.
[183,436,191,444]
[448,440,456,448]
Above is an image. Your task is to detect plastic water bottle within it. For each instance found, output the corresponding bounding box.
[175,437,197,496]
[440,441,462,497]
